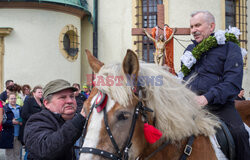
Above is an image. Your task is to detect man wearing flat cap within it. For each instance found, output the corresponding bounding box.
[24,79,86,160]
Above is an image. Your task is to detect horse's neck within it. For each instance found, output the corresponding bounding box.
[140,139,185,160]
[140,136,217,160]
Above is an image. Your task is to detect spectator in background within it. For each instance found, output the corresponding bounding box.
[0,100,3,134]
[20,84,31,102]
[0,92,22,160]
[20,86,43,160]
[21,86,43,127]
[6,84,24,107]
[235,88,246,101]
[0,80,14,103]
[81,84,90,99]
[73,83,86,114]
[73,83,86,160]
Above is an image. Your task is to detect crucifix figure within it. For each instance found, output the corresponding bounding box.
[132,4,190,74]
[143,28,175,66]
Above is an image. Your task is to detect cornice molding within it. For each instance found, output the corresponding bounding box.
[0,2,90,18]
[0,27,13,37]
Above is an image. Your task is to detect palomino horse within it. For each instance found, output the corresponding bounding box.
[235,100,250,126]
[80,49,248,160]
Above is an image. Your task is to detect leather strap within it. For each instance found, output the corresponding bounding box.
[80,147,121,160]
[179,135,195,160]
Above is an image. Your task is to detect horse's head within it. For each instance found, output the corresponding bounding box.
[80,50,149,160]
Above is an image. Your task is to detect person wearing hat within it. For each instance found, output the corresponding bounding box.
[23,79,86,160]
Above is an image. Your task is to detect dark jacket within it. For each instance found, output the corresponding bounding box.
[183,39,245,124]
[184,41,243,107]
[0,91,7,102]
[21,97,43,122]
[19,96,43,144]
[75,94,86,113]
[234,96,246,101]
[24,108,85,160]
[0,104,15,148]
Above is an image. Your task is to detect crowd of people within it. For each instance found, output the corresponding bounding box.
[0,10,249,160]
[0,79,90,160]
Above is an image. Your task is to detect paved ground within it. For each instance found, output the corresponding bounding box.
[0,148,25,160]
[0,149,4,160]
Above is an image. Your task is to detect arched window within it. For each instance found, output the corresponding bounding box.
[59,25,79,62]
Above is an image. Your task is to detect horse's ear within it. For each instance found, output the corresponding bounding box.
[85,49,104,73]
[122,49,139,84]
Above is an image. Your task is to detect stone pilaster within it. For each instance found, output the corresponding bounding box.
[0,28,13,91]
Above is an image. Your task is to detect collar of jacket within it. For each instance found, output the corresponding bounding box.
[44,107,65,122]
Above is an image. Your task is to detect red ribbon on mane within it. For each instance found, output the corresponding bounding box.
[144,123,162,144]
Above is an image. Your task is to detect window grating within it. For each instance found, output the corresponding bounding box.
[63,31,79,57]
[134,0,163,63]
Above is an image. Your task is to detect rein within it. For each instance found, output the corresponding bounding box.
[79,91,146,160]
[143,135,195,160]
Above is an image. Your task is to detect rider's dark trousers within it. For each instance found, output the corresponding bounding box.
[208,102,250,160]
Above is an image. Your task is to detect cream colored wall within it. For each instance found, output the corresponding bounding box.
[89,0,132,63]
[81,16,93,84]
[0,9,81,88]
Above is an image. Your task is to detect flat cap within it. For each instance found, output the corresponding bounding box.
[43,79,77,99]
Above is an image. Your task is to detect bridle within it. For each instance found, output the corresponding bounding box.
[79,89,195,160]
[79,90,152,160]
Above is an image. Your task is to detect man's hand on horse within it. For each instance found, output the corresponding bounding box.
[195,95,208,106]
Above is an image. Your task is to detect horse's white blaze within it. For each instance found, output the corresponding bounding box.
[80,93,115,160]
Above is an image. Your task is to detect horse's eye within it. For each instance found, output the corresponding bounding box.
[117,112,129,121]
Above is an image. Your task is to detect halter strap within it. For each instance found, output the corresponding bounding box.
[80,91,145,160]
[122,103,141,160]
[144,135,195,160]
[144,140,170,160]
[80,101,95,147]
[80,147,121,160]
[103,105,123,157]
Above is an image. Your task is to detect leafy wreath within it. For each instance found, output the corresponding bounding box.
[177,26,247,79]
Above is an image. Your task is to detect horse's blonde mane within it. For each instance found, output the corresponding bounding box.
[96,62,220,142]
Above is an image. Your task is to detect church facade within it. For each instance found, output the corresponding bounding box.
[0,0,90,91]
[0,0,249,97]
